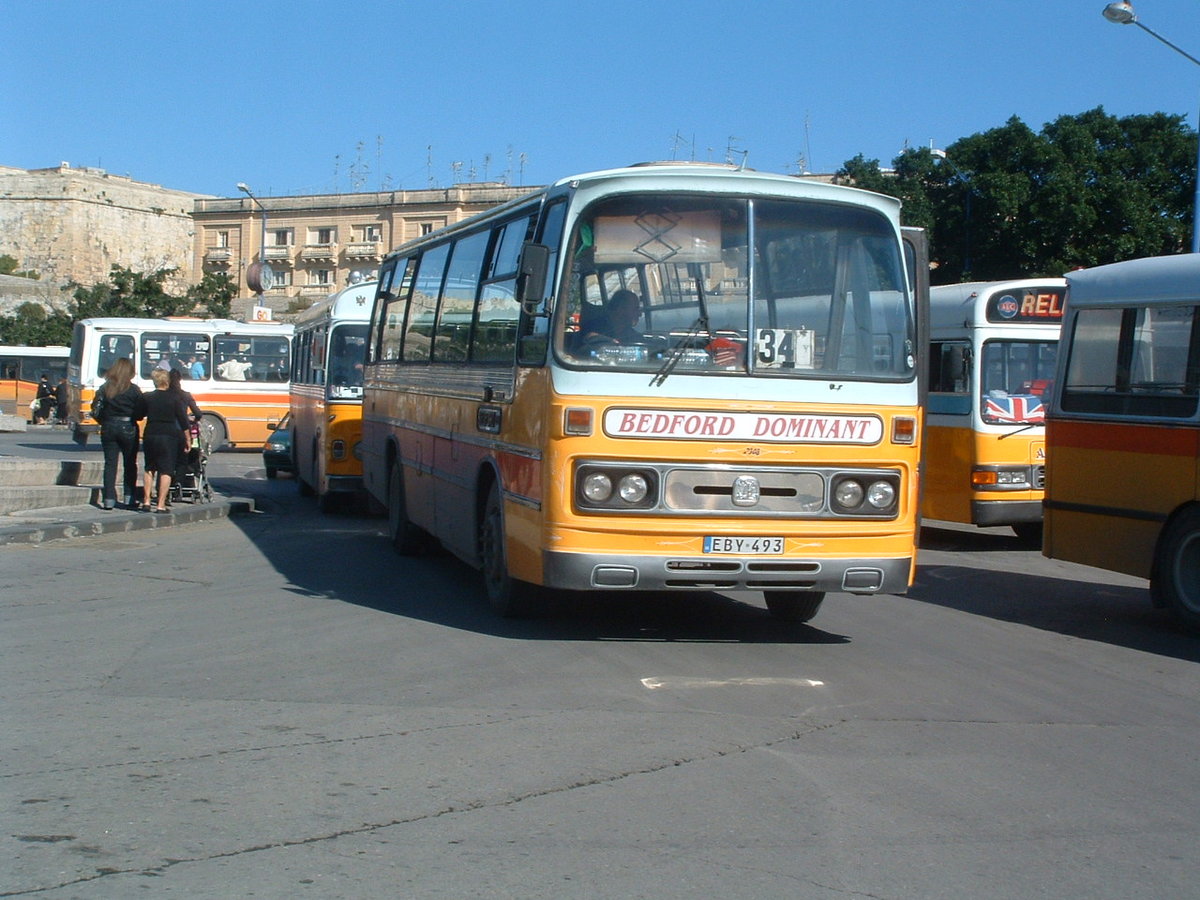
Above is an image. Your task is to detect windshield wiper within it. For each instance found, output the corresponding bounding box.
[650,316,709,387]
[997,422,1040,440]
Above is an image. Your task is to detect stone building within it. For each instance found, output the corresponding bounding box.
[191,182,538,318]
[0,164,210,298]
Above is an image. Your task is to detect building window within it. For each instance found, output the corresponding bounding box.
[355,224,382,242]
[216,230,229,248]
[271,229,293,246]
[310,269,333,286]
[270,269,292,288]
[310,227,335,245]
[420,222,434,236]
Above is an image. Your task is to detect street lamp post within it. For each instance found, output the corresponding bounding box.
[1103,1,1200,253]
[236,182,275,296]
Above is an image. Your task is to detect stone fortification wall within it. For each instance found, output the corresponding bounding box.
[0,164,211,298]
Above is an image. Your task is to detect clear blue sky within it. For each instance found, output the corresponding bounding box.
[4,0,1198,199]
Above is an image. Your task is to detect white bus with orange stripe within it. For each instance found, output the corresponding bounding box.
[290,280,373,508]
[362,163,928,623]
[924,279,1065,544]
[1044,254,1200,629]
[69,317,293,450]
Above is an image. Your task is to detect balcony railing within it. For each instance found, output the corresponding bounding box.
[263,246,292,262]
[204,247,232,264]
[344,241,383,259]
[301,243,337,260]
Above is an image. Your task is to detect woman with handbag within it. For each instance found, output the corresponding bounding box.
[92,358,144,510]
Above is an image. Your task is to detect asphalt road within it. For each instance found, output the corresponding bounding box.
[3,431,1198,898]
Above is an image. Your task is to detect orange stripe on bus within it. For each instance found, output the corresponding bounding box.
[1050,420,1199,456]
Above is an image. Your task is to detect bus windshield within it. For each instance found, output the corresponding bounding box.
[327,323,368,399]
[556,194,914,380]
[980,339,1057,424]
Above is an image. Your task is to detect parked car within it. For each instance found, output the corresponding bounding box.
[262,412,293,479]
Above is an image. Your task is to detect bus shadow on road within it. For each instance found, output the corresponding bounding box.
[909,564,1200,662]
[265,521,850,644]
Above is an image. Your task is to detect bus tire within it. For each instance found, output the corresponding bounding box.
[480,482,535,617]
[1154,507,1200,630]
[199,415,226,453]
[1012,522,1044,548]
[265,466,277,480]
[387,461,426,555]
[763,591,825,623]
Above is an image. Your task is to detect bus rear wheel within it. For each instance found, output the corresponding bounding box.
[763,591,825,623]
[387,461,426,555]
[480,483,535,617]
[1154,507,1200,631]
[199,415,225,453]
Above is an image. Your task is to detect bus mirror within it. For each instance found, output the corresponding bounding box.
[517,242,550,316]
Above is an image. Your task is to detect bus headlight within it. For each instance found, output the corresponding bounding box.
[582,472,613,503]
[834,479,864,508]
[618,473,649,504]
[867,480,896,509]
[576,464,659,511]
[831,472,899,517]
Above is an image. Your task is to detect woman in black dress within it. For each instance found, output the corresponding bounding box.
[138,368,189,513]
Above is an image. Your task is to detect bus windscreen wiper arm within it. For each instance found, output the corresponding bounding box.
[650,316,709,387]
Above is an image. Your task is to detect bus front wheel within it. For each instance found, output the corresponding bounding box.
[1154,507,1200,630]
[480,483,535,617]
[387,461,426,555]
[763,591,825,623]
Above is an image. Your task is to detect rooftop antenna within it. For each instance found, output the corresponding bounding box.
[426,146,435,188]
[804,112,814,174]
[518,152,528,185]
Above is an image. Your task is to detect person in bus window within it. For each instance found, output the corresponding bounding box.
[187,355,206,379]
[217,356,252,380]
[582,289,646,346]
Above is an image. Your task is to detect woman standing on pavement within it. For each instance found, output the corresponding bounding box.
[92,358,144,510]
[138,368,189,513]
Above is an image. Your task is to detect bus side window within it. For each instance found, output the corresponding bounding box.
[928,341,971,415]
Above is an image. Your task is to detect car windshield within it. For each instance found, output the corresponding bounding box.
[554,193,914,381]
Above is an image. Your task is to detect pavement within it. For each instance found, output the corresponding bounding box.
[0,426,256,545]
[0,494,255,545]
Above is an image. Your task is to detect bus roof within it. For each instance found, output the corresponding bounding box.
[383,163,902,262]
[293,281,377,327]
[0,345,70,356]
[1066,254,1200,308]
[78,317,294,333]
[928,278,1066,331]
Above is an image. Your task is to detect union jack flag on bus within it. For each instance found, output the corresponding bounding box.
[983,393,1045,424]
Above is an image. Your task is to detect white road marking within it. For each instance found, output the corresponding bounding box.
[641,676,825,690]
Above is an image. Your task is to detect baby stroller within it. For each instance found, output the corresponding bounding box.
[170,420,214,504]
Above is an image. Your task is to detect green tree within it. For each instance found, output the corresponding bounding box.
[185,271,237,319]
[838,108,1198,283]
[0,302,72,346]
[67,265,193,320]
[0,254,41,279]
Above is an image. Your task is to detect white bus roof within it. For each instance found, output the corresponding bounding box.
[293,281,377,327]
[79,317,294,333]
[1065,254,1200,308]
[928,278,1066,331]
[0,345,70,356]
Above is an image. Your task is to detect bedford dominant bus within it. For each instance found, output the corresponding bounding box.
[1044,253,1200,629]
[924,279,1064,544]
[290,279,373,508]
[362,163,927,622]
[69,317,293,449]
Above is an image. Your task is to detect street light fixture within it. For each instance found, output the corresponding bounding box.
[1103,2,1200,253]
[236,182,275,294]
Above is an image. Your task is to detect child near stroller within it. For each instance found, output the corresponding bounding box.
[170,420,214,504]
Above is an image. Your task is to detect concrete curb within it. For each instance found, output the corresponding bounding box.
[0,495,257,546]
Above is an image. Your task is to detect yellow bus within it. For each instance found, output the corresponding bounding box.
[290,279,373,509]
[1044,254,1200,629]
[69,317,293,449]
[0,345,69,421]
[924,279,1064,544]
[362,163,927,621]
